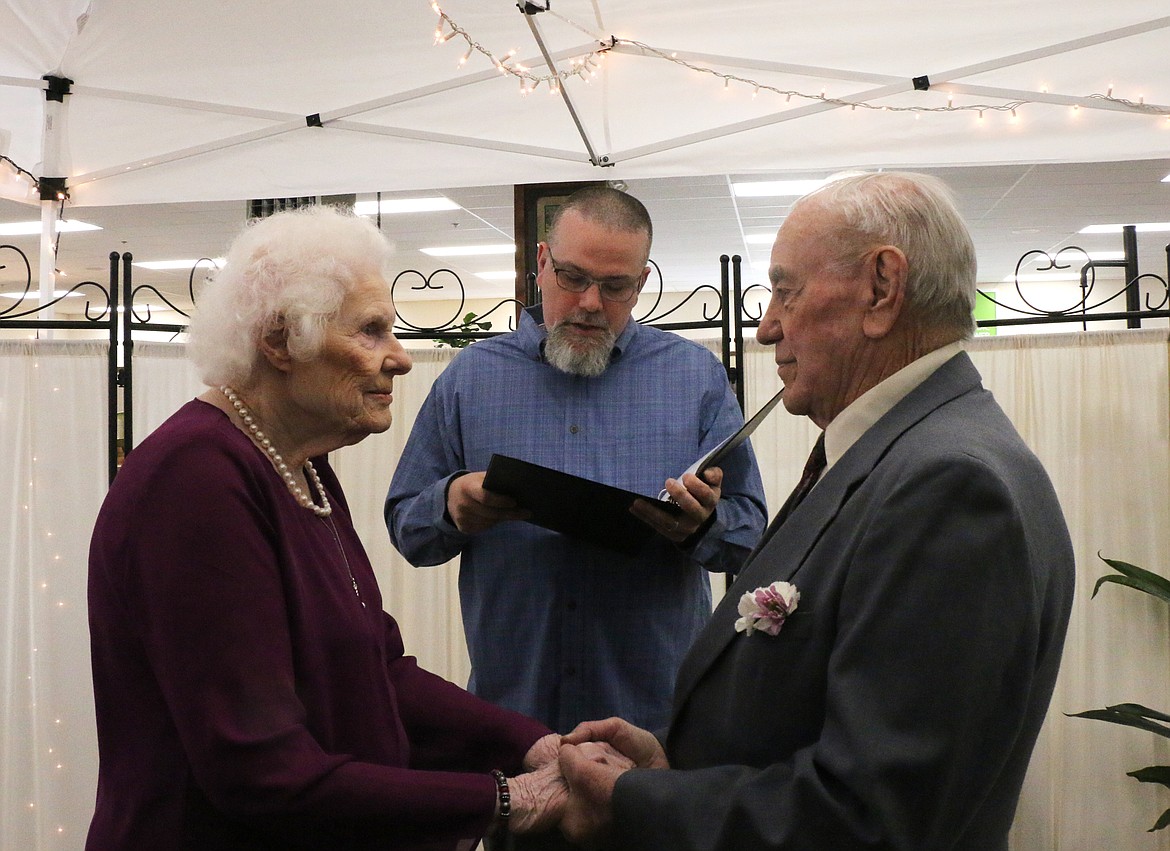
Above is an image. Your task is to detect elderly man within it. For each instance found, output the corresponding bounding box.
[386,186,767,735]
[558,172,1075,850]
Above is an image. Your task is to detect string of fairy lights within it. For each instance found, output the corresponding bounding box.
[429,1,1170,122]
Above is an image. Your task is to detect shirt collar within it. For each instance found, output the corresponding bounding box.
[823,341,963,471]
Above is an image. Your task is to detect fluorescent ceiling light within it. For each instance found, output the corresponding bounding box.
[0,288,84,299]
[743,233,776,245]
[354,197,460,215]
[421,244,515,257]
[1162,173,1170,183]
[732,179,826,198]
[475,271,518,281]
[0,219,102,236]
[133,258,224,270]
[1078,222,1170,234]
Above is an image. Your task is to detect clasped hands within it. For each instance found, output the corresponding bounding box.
[508,718,669,847]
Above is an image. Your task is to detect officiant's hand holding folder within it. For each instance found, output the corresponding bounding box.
[482,389,782,554]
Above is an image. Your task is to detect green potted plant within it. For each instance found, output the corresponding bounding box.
[1070,555,1170,832]
[434,311,492,349]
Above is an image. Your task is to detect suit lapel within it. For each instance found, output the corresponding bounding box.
[670,353,985,711]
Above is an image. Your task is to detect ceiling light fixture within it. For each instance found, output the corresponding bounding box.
[0,288,84,300]
[1078,222,1170,234]
[731,179,826,198]
[133,258,225,270]
[420,244,515,257]
[0,220,102,236]
[353,197,460,215]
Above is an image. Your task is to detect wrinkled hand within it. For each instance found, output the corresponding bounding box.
[561,717,669,770]
[447,472,531,535]
[523,733,562,771]
[630,467,723,544]
[509,760,568,834]
[558,718,670,848]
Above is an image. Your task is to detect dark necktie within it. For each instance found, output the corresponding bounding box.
[773,432,827,527]
[727,432,827,586]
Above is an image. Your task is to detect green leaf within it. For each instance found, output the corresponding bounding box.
[1092,556,1170,604]
[1129,765,1170,788]
[1069,706,1170,738]
[1150,807,1170,832]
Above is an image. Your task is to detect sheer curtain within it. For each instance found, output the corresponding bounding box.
[332,347,470,685]
[745,330,1170,850]
[5,329,1164,849]
[968,330,1170,851]
[130,341,205,440]
[0,341,108,851]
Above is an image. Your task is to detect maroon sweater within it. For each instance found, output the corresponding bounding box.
[87,400,549,850]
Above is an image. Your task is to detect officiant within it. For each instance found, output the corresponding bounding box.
[557,172,1076,850]
[386,185,768,736]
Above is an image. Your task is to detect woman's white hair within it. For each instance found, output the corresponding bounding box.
[187,205,394,387]
[798,171,978,339]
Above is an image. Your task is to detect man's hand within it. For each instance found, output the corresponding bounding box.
[446,471,530,534]
[557,718,668,847]
[630,467,723,544]
[562,717,669,770]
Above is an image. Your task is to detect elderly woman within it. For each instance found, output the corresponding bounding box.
[86,206,564,850]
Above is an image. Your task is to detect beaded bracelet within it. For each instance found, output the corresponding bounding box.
[490,769,511,827]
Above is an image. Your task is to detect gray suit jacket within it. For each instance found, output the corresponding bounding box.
[612,352,1075,850]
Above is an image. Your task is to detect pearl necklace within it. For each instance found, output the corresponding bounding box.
[220,386,332,518]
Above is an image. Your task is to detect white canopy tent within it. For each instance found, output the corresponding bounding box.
[2,0,1168,209]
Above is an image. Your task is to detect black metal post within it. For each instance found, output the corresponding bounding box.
[718,255,732,390]
[731,254,745,413]
[1123,225,1140,329]
[121,253,134,457]
[107,252,120,485]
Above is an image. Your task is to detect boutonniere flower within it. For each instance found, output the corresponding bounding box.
[734,580,800,636]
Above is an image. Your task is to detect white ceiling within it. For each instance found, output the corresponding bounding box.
[1,1,1168,315]
[2,159,1168,316]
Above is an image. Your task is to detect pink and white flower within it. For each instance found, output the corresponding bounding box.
[734,580,800,636]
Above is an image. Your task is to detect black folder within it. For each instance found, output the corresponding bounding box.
[481,389,783,555]
[482,454,681,555]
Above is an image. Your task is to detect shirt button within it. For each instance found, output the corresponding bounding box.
[569,425,579,434]
[566,600,578,611]
[565,666,577,676]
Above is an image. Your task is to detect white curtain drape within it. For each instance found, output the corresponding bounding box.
[4,329,1167,849]
[968,330,1170,851]
[0,341,108,851]
[741,331,1170,851]
[331,346,471,685]
[129,341,204,440]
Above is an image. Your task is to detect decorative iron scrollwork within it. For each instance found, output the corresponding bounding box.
[391,268,520,336]
[983,242,1169,327]
[0,243,111,321]
[634,260,725,325]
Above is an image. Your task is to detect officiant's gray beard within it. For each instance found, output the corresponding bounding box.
[545,320,615,377]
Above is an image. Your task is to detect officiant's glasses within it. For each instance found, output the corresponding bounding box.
[547,249,641,303]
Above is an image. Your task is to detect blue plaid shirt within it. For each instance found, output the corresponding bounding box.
[386,308,767,731]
